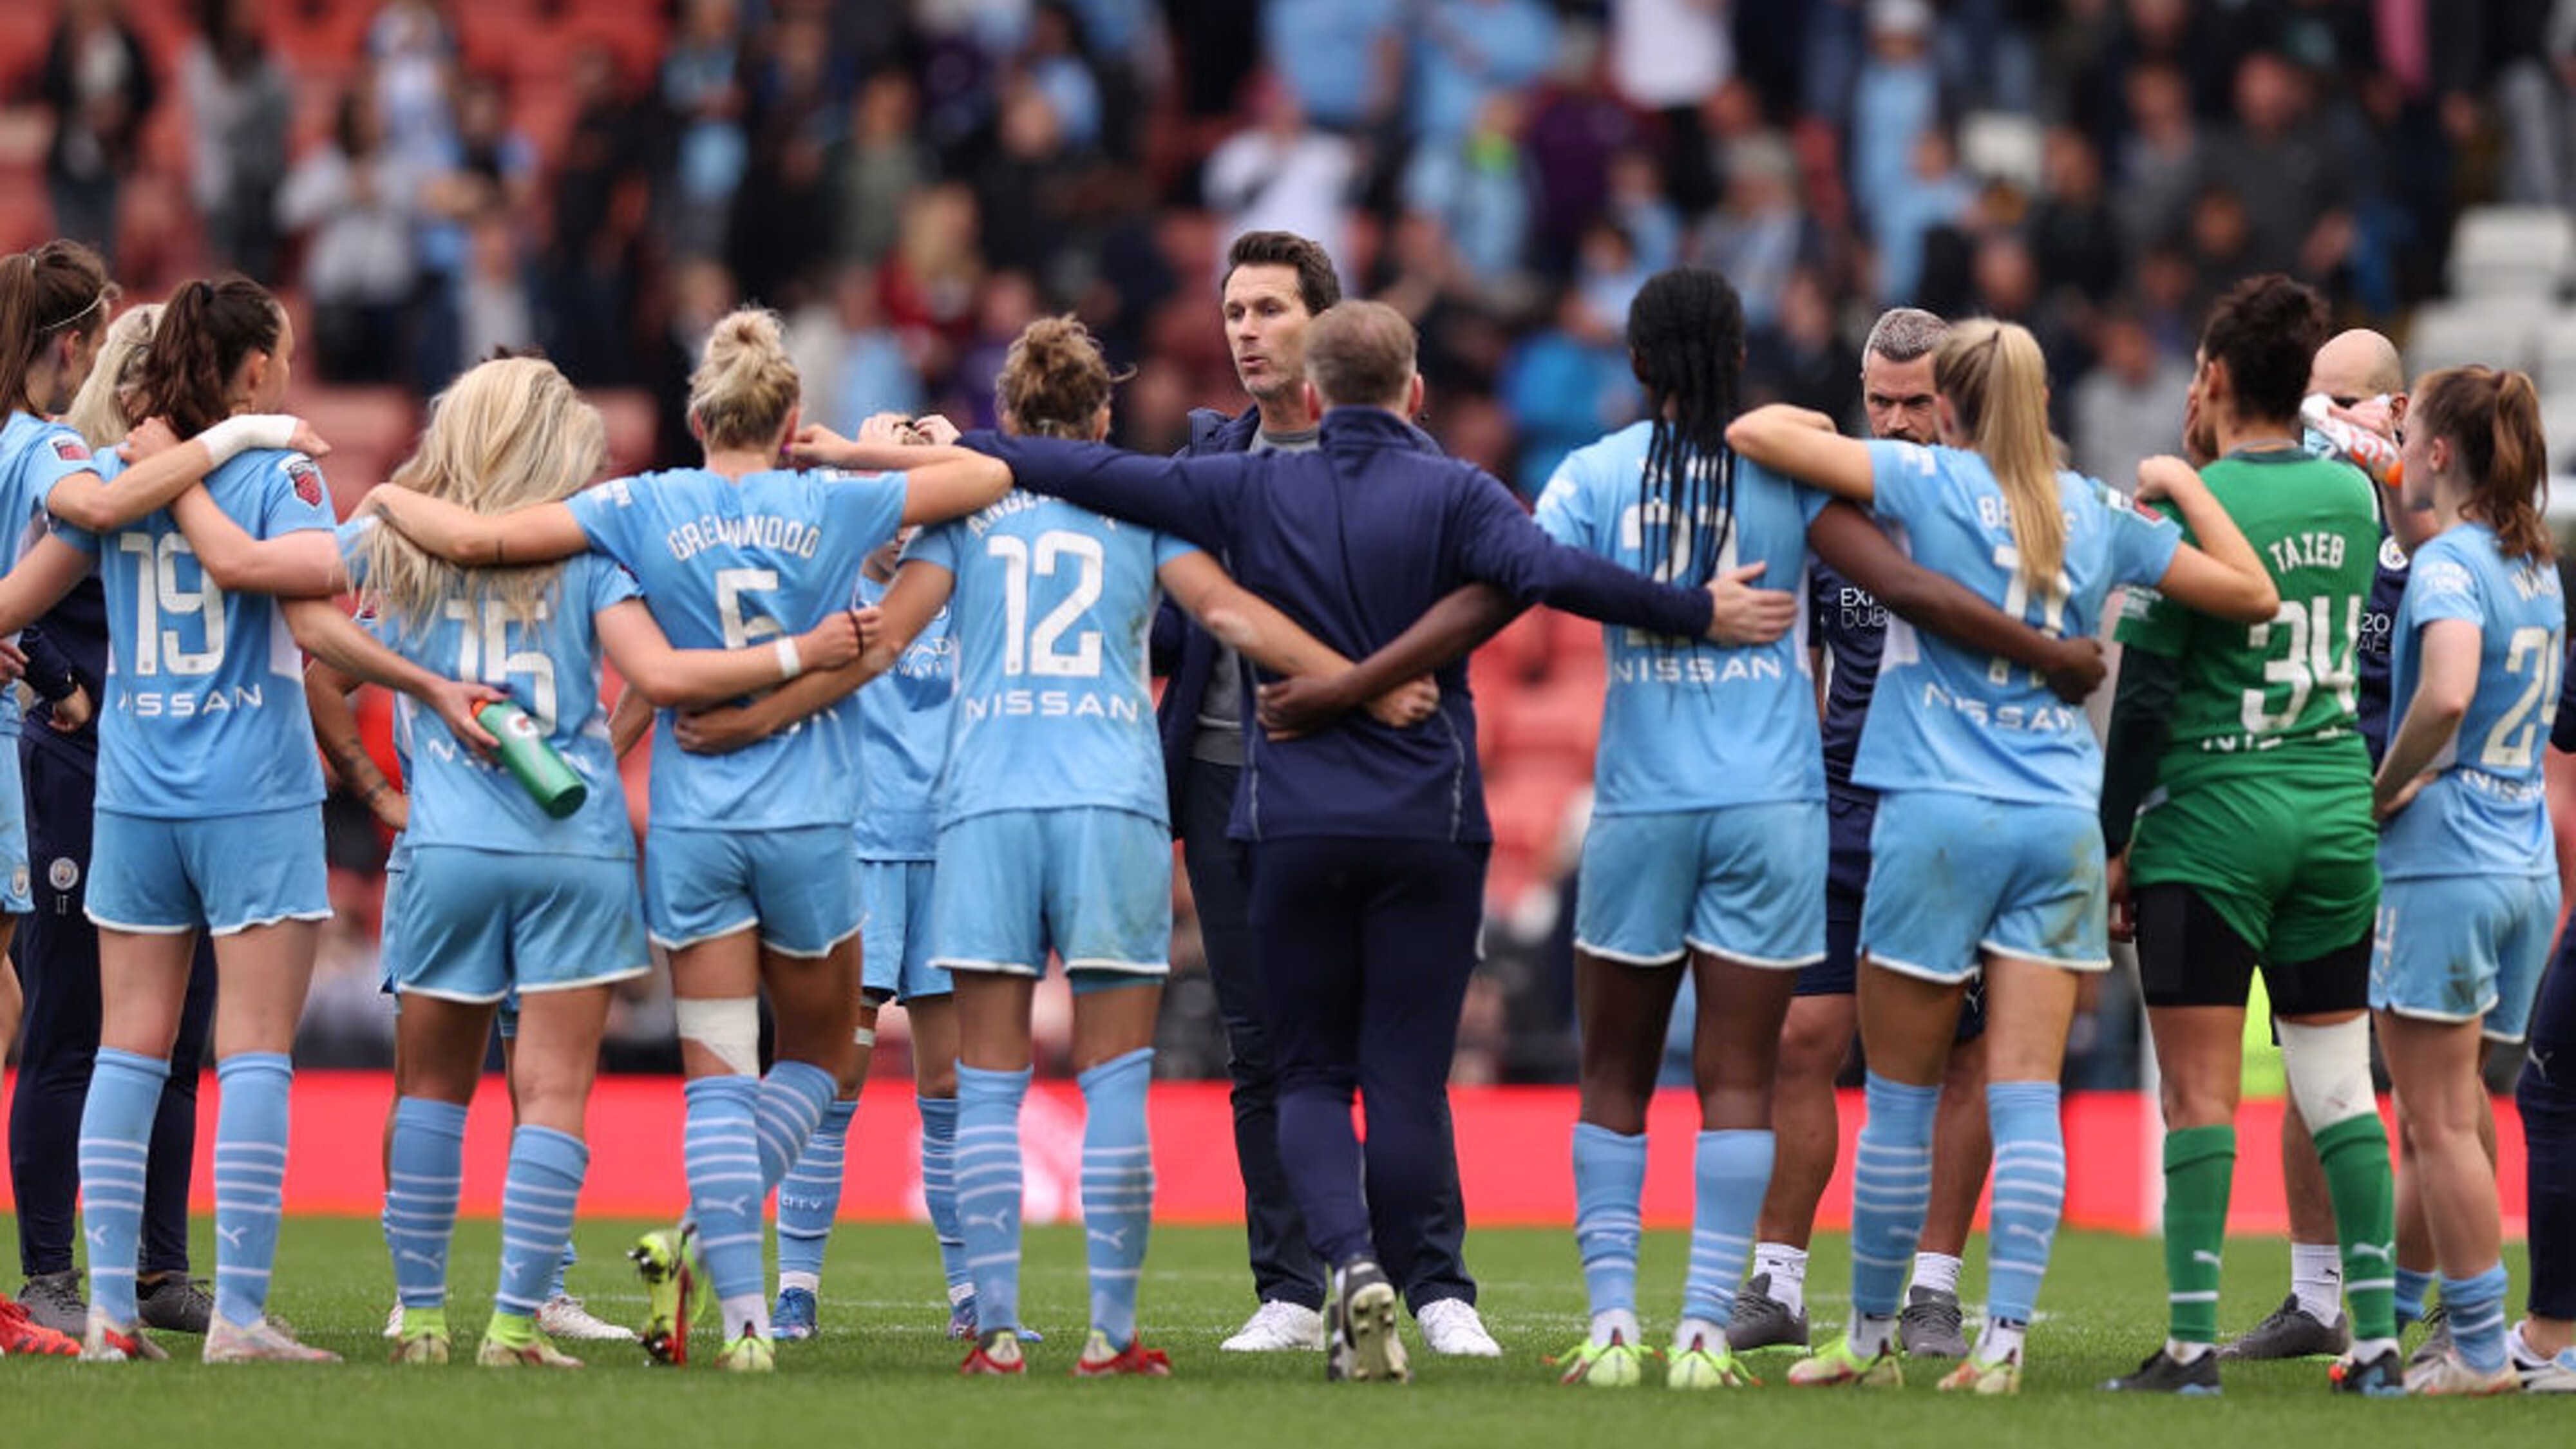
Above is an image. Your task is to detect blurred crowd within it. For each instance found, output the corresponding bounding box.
[14,0,2576,1085]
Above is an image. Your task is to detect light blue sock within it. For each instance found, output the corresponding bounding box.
[2394,1265,2432,1327]
[384,1097,469,1312]
[777,1098,857,1286]
[956,1064,1032,1334]
[920,1095,971,1300]
[1078,1048,1154,1349]
[212,1053,294,1328]
[1571,1123,1646,1323]
[754,1060,837,1195]
[495,1126,588,1318]
[1683,1128,1773,1328]
[1984,1081,2066,1327]
[2443,1263,2512,1372]
[77,1048,169,1326]
[548,1240,576,1302]
[1850,1072,1940,1320]
[683,1075,766,1303]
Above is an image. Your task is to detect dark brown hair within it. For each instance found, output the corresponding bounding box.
[2413,366,2553,562]
[997,316,1115,439]
[1222,231,1340,317]
[0,240,113,416]
[135,275,283,439]
[2198,273,2328,426]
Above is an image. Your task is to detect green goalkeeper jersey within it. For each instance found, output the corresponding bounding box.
[2116,448,2380,791]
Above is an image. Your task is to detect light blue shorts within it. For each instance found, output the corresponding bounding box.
[88,804,330,936]
[0,743,29,914]
[860,857,951,1003]
[378,848,410,993]
[2372,872,2560,1043]
[645,823,861,958]
[931,808,1171,985]
[390,846,650,1004]
[1574,800,1826,968]
[1861,791,2110,983]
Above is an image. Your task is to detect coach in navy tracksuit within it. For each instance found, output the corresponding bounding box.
[8,575,217,1334]
[973,301,1752,1352]
[1160,231,1479,1350]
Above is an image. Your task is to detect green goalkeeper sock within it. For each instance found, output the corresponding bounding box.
[2313,1113,2397,1342]
[2162,1124,2235,1344]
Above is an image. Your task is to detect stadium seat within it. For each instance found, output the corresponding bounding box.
[2407,298,2543,378]
[2533,310,2576,397]
[2542,389,2576,486]
[2448,205,2576,301]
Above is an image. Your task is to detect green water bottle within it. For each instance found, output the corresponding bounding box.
[477,701,587,819]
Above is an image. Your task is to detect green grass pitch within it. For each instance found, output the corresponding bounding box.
[7,1216,2562,1446]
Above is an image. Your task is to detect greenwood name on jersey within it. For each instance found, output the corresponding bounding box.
[1533,420,1824,813]
[563,466,904,830]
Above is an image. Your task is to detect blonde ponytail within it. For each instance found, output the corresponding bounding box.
[1937,319,2063,588]
[687,308,800,452]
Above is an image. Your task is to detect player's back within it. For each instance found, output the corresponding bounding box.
[563,465,906,829]
[91,446,330,817]
[0,412,97,738]
[2128,450,2378,786]
[355,531,636,860]
[2383,522,2566,879]
[1854,440,2179,806]
[851,571,954,860]
[1533,420,1822,811]
[907,490,1184,829]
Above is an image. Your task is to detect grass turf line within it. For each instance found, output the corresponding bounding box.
[5,1216,2561,1447]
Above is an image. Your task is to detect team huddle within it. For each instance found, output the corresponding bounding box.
[0,224,2569,1397]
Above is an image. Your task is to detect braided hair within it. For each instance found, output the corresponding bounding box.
[1624,267,1745,589]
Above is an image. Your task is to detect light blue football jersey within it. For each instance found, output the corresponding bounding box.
[65,446,333,817]
[341,516,638,859]
[0,413,104,738]
[850,571,954,862]
[2380,522,2566,881]
[562,466,905,829]
[1533,421,1825,812]
[1852,440,2182,806]
[903,491,1198,827]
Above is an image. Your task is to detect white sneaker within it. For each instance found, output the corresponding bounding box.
[1417,1298,1501,1358]
[537,1294,639,1343]
[1222,1299,1327,1352]
[204,1315,340,1364]
[2510,1324,2576,1392]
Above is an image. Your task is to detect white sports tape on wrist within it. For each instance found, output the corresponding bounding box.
[2277,1016,2373,1130]
[853,1025,876,1048]
[674,996,760,1076]
[775,636,803,679]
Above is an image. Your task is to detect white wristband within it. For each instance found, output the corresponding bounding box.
[198,414,299,465]
[775,637,802,680]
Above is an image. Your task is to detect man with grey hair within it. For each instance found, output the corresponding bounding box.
[1732,307,1995,1362]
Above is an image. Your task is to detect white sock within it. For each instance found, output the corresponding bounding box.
[1674,1315,1724,1354]
[2166,1337,2215,1363]
[721,1291,769,1342]
[1911,1251,1964,1298]
[1976,1318,2025,1362]
[777,1269,820,1295]
[1849,1312,1897,1357]
[2290,1242,2345,1325]
[1754,1242,1808,1314]
[1591,1307,1640,1347]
